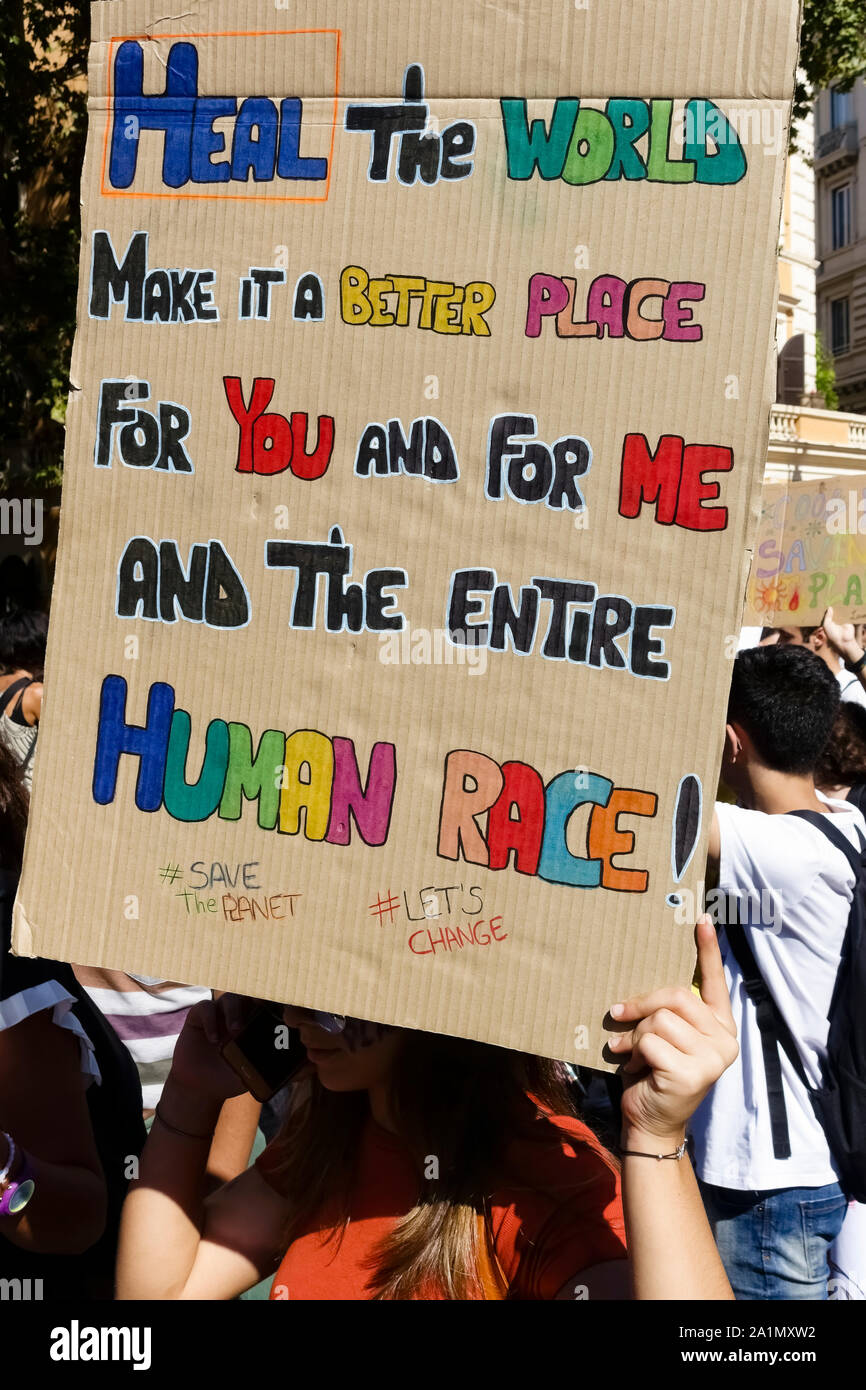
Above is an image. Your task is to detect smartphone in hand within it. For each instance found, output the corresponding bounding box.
[220,1005,308,1102]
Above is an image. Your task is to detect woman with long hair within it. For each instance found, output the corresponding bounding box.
[117,917,737,1300]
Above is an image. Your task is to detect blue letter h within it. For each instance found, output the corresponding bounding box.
[109,40,198,189]
[93,676,174,811]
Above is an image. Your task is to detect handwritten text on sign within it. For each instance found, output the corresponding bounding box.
[16,1,794,1065]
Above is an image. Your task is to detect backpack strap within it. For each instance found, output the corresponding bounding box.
[0,676,31,717]
[788,809,865,1014]
[725,921,810,1159]
[725,809,865,1162]
[788,808,865,868]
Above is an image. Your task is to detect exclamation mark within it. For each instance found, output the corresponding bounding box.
[666,774,702,906]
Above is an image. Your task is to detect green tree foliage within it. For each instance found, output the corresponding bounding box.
[795,0,866,127]
[0,2,88,488]
[815,331,840,410]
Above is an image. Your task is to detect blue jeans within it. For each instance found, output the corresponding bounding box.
[699,1180,848,1300]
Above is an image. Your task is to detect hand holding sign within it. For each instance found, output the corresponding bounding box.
[608,916,738,1145]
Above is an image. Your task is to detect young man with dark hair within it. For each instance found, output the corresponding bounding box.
[690,643,862,1299]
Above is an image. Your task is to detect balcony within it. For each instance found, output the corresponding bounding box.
[766,403,866,481]
[815,121,859,174]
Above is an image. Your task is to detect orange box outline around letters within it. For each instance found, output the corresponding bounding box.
[99,28,342,203]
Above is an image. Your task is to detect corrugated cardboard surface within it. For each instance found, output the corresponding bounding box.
[745,472,866,626]
[13,0,799,1067]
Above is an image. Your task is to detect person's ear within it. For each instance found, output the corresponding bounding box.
[724,723,741,762]
[810,628,825,651]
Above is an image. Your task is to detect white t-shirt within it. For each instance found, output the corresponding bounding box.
[690,791,865,1190]
[837,666,866,710]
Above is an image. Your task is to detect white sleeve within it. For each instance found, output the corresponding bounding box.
[840,677,866,710]
[0,983,102,1085]
[714,801,822,924]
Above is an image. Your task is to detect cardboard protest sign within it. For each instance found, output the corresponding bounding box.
[744,472,866,627]
[13,0,799,1067]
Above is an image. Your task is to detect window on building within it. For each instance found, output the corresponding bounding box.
[776,311,789,353]
[830,86,853,129]
[832,184,853,249]
[831,297,850,355]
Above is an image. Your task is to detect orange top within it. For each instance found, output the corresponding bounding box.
[256,1107,627,1300]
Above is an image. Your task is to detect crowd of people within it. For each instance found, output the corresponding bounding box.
[0,593,864,1300]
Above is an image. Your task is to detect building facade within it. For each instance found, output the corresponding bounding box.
[768,103,866,483]
[777,112,819,403]
[815,78,866,414]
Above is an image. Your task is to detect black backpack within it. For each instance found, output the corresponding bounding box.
[725,809,866,1203]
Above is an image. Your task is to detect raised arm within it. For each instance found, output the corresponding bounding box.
[205,1090,262,1189]
[821,607,866,689]
[204,990,262,1188]
[606,915,737,1299]
[117,998,288,1300]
